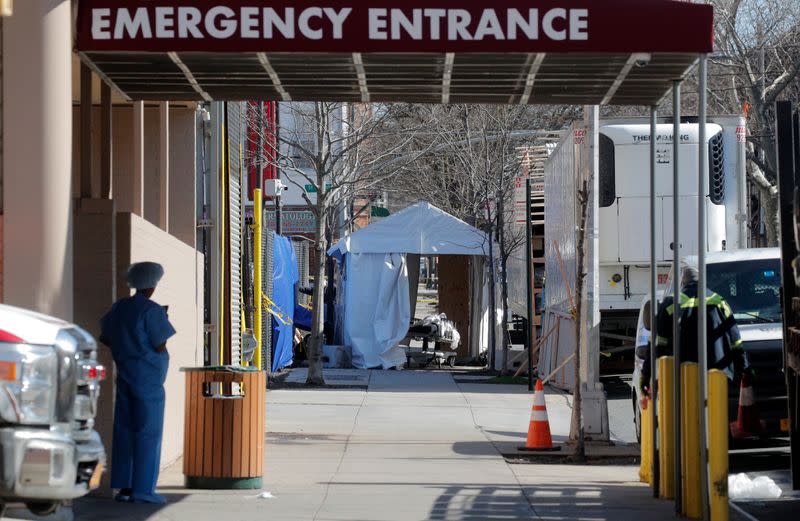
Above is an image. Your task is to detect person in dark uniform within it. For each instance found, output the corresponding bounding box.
[641,266,749,394]
[100,262,176,504]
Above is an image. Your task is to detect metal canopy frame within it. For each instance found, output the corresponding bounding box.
[78,50,701,106]
[645,56,711,520]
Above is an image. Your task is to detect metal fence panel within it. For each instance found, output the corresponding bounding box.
[227,102,243,365]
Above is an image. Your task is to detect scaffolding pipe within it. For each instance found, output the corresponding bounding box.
[526,178,535,391]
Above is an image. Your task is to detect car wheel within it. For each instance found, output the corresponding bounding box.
[25,502,59,516]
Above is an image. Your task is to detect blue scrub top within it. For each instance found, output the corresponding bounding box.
[101,293,176,392]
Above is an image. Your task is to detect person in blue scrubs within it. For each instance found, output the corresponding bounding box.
[100,262,176,504]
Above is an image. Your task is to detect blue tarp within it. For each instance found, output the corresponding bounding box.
[271,233,299,372]
[294,304,312,331]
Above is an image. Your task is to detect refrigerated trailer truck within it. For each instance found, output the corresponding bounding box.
[536,115,747,381]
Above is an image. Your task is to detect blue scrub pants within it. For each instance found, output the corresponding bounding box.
[111,378,165,497]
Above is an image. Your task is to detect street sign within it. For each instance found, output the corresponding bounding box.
[265,209,316,234]
[304,182,332,193]
[514,177,527,227]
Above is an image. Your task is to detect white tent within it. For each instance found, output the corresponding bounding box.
[328,201,498,369]
[329,201,491,260]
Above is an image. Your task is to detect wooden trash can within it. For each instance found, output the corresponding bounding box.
[181,366,266,489]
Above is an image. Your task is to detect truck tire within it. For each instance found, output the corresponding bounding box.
[25,502,59,516]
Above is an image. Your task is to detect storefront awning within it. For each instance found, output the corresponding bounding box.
[76,1,714,106]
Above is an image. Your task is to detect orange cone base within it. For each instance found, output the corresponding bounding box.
[729,419,767,440]
[517,445,561,452]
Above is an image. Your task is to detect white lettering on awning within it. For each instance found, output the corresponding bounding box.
[155,7,175,38]
[264,8,295,39]
[390,8,422,41]
[114,8,152,39]
[205,6,236,39]
[474,9,505,41]
[369,8,388,40]
[177,7,203,38]
[542,8,567,41]
[91,6,590,42]
[92,8,111,40]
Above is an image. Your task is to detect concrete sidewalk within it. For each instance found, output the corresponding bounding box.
[5,370,739,521]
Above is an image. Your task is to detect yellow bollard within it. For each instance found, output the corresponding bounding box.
[681,363,702,518]
[639,396,653,484]
[657,356,675,499]
[708,369,729,521]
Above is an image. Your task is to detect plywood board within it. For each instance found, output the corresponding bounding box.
[437,255,471,358]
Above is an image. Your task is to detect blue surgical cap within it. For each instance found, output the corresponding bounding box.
[126,262,165,290]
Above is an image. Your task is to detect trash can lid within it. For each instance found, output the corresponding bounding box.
[180,365,263,373]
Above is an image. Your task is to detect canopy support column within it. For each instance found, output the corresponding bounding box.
[2,0,74,318]
[697,53,711,521]
[672,80,683,514]
[649,105,660,497]
[581,105,609,441]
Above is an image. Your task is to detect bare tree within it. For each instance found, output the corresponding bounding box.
[599,2,799,244]
[248,102,425,384]
[710,0,800,243]
[377,104,575,367]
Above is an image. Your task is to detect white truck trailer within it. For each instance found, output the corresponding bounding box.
[537,115,747,388]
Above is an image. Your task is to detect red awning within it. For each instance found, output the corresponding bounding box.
[76,1,714,105]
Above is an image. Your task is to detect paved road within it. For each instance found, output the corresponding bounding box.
[5,370,750,520]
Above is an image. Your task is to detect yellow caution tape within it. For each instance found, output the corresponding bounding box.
[262,293,293,326]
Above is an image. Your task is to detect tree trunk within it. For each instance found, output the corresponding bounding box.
[498,201,510,375]
[762,185,780,246]
[306,206,327,386]
[747,160,781,246]
[570,180,589,461]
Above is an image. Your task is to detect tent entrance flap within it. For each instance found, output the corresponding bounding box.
[342,252,409,369]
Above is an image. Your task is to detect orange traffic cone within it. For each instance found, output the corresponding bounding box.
[519,380,560,451]
[730,372,763,439]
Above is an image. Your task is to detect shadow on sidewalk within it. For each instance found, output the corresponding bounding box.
[72,492,189,521]
[3,493,190,521]
[450,437,571,457]
[426,482,672,521]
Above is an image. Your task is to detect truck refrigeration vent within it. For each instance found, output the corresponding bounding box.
[708,131,725,205]
[599,134,616,207]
